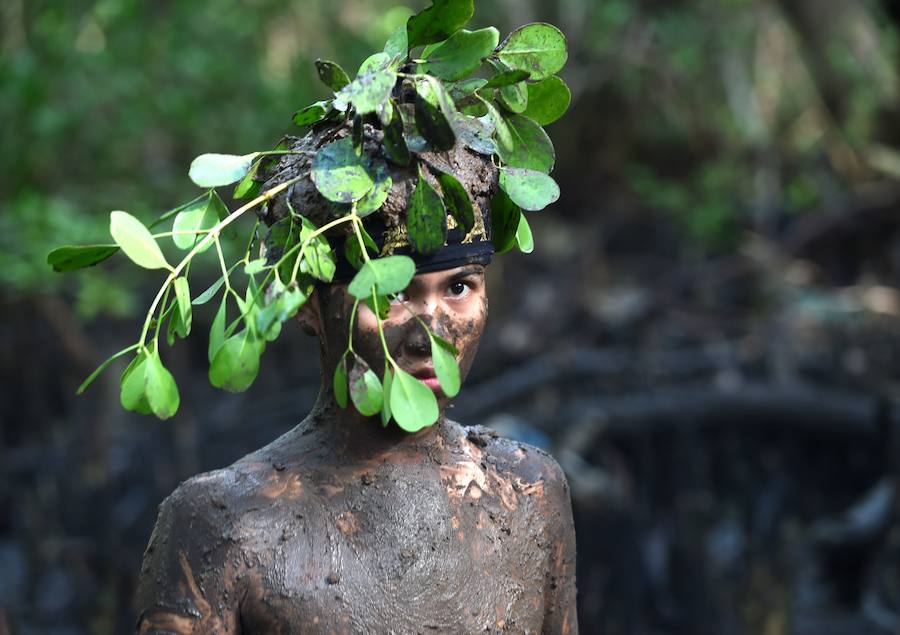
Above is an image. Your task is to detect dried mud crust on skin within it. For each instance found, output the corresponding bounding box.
[257,120,499,236]
[135,419,578,634]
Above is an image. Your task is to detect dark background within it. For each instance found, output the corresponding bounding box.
[4,0,900,633]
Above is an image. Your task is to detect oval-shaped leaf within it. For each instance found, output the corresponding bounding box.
[516,213,534,253]
[357,52,392,76]
[522,75,571,125]
[172,194,216,251]
[333,69,397,115]
[293,100,331,128]
[110,211,170,270]
[435,169,475,232]
[390,367,440,432]
[483,69,530,89]
[298,216,336,282]
[407,0,474,50]
[316,59,350,91]
[489,189,521,255]
[496,22,568,81]
[496,113,555,173]
[348,255,416,299]
[145,351,180,419]
[356,160,393,217]
[414,80,456,152]
[384,24,409,61]
[490,59,527,113]
[47,244,118,273]
[483,100,513,153]
[208,297,227,363]
[120,351,151,415]
[333,354,349,408]
[311,137,377,203]
[431,335,460,397]
[349,354,383,417]
[173,276,192,337]
[452,113,496,155]
[408,167,447,255]
[499,168,560,211]
[209,330,264,392]
[188,153,257,188]
[422,27,499,81]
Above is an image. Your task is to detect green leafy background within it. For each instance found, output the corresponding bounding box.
[5,0,900,633]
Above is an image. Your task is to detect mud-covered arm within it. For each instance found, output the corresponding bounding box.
[135,475,244,634]
[542,460,579,635]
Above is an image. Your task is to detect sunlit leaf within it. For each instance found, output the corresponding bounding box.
[390,366,440,432]
[348,255,415,299]
[172,194,216,251]
[496,22,568,81]
[431,335,460,397]
[333,69,396,114]
[298,216,336,282]
[384,24,409,61]
[244,258,267,275]
[490,59,528,114]
[452,113,496,155]
[499,168,560,211]
[47,244,118,273]
[497,113,555,173]
[110,211,170,270]
[482,69,530,89]
[145,350,180,419]
[357,52,392,76]
[188,153,257,188]
[316,59,350,91]
[515,213,534,253]
[173,276,192,337]
[293,100,331,127]
[408,166,447,255]
[483,99,513,153]
[208,297,227,363]
[350,353,383,417]
[422,28,499,81]
[209,329,264,392]
[311,137,377,203]
[356,160,392,217]
[407,0,474,49]
[522,76,571,125]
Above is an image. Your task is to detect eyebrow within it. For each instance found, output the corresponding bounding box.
[449,266,485,279]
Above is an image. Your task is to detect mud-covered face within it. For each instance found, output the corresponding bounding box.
[316,265,488,412]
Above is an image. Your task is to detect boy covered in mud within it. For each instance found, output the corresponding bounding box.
[135,124,578,633]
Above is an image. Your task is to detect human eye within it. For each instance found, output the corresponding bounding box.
[447,280,471,299]
[391,290,407,304]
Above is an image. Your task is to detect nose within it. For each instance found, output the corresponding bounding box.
[399,291,445,356]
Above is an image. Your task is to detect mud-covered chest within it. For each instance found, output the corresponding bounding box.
[239,469,549,634]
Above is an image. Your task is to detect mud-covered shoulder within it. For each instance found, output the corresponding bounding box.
[461,423,570,493]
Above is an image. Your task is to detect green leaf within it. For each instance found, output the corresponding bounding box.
[499,168,560,211]
[497,113,554,173]
[232,160,261,200]
[482,69,530,89]
[311,137,378,203]
[333,69,397,115]
[349,354,383,417]
[407,167,447,255]
[172,194,216,251]
[208,297,227,363]
[357,52,392,76]
[451,114,496,155]
[193,263,239,305]
[390,366,440,432]
[422,27,499,81]
[120,351,151,415]
[76,343,140,395]
[381,365,394,426]
[47,244,118,273]
[384,24,409,61]
[495,22,568,81]
[407,0,474,49]
[188,153,257,188]
[414,78,457,151]
[298,216,336,282]
[490,59,528,114]
[356,160,392,217]
[145,351,180,420]
[333,354,349,408]
[449,77,487,100]
[343,227,378,271]
[435,169,475,232]
[522,75,570,125]
[166,299,185,346]
[483,99,513,153]
[110,211,170,270]
[489,189,521,254]
[364,292,391,320]
[174,276,192,337]
[316,59,350,91]
[431,335,460,397]
[383,99,411,165]
[516,213,534,253]
[348,255,415,299]
[293,100,331,127]
[244,258,267,275]
[209,329,264,392]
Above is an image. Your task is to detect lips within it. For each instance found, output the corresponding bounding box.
[411,368,441,392]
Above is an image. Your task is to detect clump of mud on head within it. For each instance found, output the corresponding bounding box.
[255,117,499,250]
